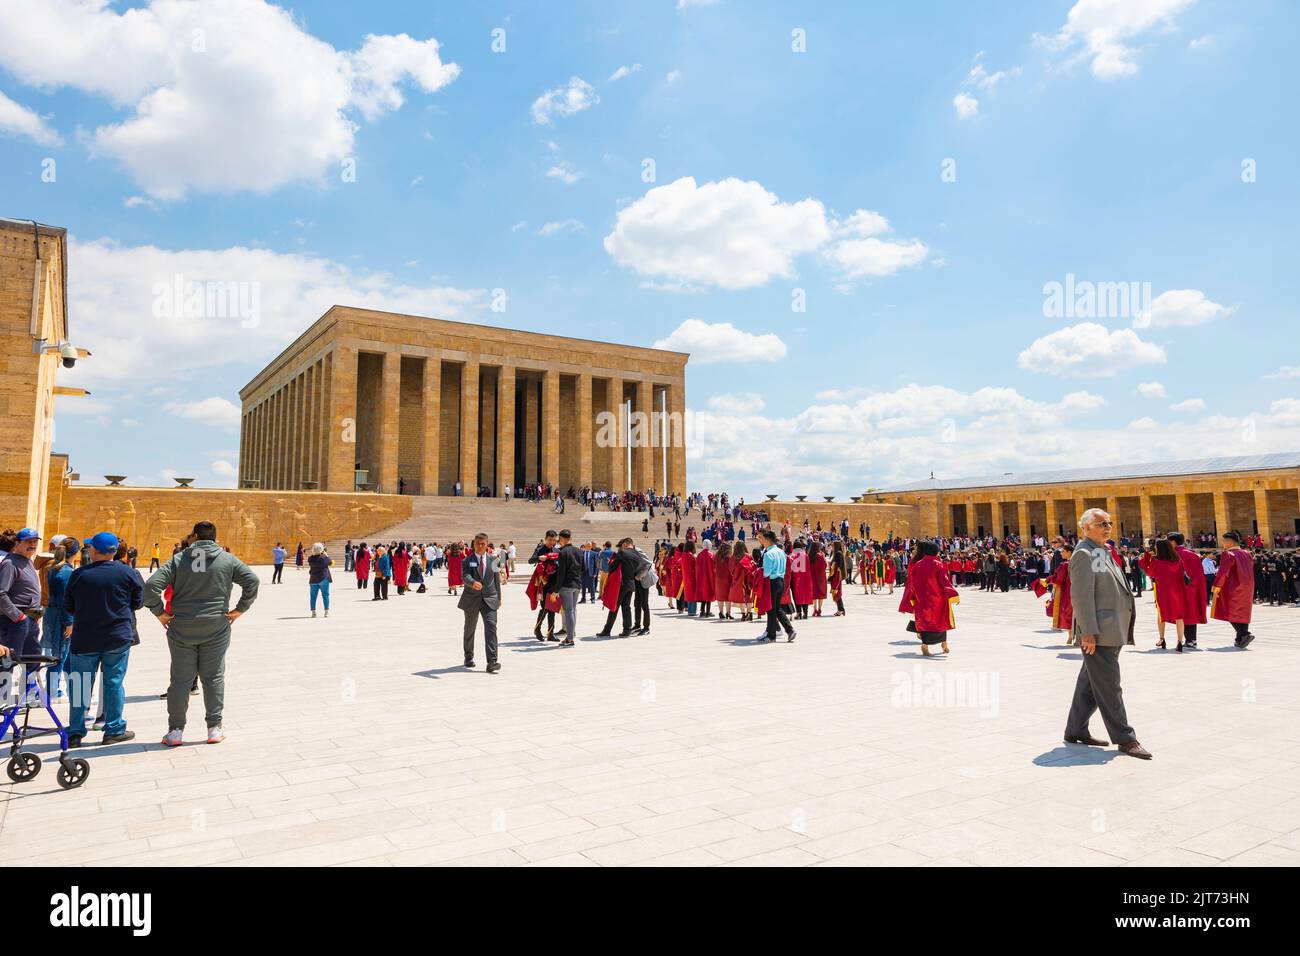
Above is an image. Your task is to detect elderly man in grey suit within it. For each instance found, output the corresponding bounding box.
[1064,507,1152,759]
[459,533,503,674]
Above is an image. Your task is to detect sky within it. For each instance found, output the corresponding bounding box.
[1,0,1297,500]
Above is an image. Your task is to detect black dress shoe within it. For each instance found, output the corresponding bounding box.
[486,662,501,674]
[618,631,631,637]
[787,630,797,643]
[67,735,83,748]
[464,660,476,668]
[595,630,611,637]
[558,638,575,647]
[101,730,135,745]
[1064,733,1109,746]
[1238,633,1256,648]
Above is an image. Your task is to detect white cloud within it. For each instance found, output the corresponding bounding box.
[1137,381,1166,398]
[0,89,62,146]
[677,0,718,8]
[1017,322,1166,376]
[0,0,459,199]
[211,459,237,478]
[1037,0,1195,80]
[707,393,765,415]
[1265,365,1300,380]
[60,236,486,390]
[164,396,241,430]
[1128,416,1159,430]
[609,64,641,81]
[1188,34,1214,50]
[653,319,788,364]
[604,177,927,290]
[538,219,586,237]
[952,92,980,120]
[545,161,581,184]
[531,77,598,125]
[1169,398,1206,412]
[666,69,682,84]
[1134,288,1234,328]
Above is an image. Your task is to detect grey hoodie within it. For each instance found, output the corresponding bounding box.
[144,540,260,622]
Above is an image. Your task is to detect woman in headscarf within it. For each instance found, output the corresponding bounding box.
[898,541,959,656]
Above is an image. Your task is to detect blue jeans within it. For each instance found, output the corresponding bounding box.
[40,610,71,697]
[67,646,130,737]
[310,580,331,611]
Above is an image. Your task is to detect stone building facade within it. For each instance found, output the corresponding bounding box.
[238,306,689,497]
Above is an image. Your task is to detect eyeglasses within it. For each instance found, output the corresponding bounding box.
[1096,520,1113,528]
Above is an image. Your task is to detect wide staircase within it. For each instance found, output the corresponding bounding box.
[325,496,662,556]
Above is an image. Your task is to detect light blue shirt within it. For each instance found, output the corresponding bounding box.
[272,546,286,565]
[762,544,786,579]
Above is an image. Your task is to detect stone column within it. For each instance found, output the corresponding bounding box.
[608,375,626,492]
[328,346,357,492]
[632,378,653,491]
[542,367,560,489]
[375,351,401,494]
[1016,500,1030,538]
[1044,498,1059,537]
[1212,491,1230,536]
[496,365,515,496]
[524,377,539,483]
[652,384,666,493]
[460,357,480,495]
[576,372,593,490]
[1253,487,1272,543]
[1175,493,1191,535]
[666,380,686,496]
[422,355,441,495]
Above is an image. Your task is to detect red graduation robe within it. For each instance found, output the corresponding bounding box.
[898,554,959,633]
[1176,545,1208,625]
[1211,547,1253,624]
[811,552,828,600]
[789,549,813,604]
[695,547,716,602]
[1140,553,1189,625]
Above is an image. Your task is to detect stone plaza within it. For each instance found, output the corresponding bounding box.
[2,556,1297,868]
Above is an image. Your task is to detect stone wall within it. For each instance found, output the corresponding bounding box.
[49,485,412,562]
[766,501,920,539]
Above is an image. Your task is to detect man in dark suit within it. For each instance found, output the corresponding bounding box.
[554,529,583,647]
[458,533,502,673]
[1065,508,1151,759]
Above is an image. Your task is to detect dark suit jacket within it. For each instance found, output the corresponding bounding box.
[555,544,583,589]
[457,551,502,612]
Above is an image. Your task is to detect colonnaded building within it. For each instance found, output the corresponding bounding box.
[237,306,689,498]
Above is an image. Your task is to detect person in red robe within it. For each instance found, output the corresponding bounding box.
[353,544,371,589]
[828,540,846,616]
[730,542,752,621]
[1034,544,1074,639]
[1211,530,1255,647]
[660,545,677,609]
[859,550,873,594]
[1168,531,1207,648]
[810,542,828,616]
[788,543,812,618]
[751,546,772,617]
[678,541,698,614]
[1139,539,1188,650]
[883,556,896,593]
[446,544,464,594]
[695,543,716,617]
[713,544,733,619]
[898,541,959,656]
[392,544,411,595]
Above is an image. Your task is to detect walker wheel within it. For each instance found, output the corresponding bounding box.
[6,752,41,782]
[56,758,90,790]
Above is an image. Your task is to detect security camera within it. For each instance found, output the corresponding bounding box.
[58,340,78,368]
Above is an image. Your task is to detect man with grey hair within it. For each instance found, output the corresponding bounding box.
[458,532,502,673]
[1063,507,1151,760]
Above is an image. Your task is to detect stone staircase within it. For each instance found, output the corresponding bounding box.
[324,496,662,555]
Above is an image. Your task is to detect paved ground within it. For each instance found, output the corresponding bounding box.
[3,564,1298,867]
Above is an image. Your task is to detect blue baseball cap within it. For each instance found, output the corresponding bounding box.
[14,528,41,541]
[89,531,119,553]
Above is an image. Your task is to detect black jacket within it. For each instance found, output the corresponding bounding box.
[555,544,583,589]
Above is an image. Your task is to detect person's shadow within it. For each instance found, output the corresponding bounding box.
[1033,745,1121,766]
[412,665,485,679]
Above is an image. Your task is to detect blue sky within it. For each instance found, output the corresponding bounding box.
[1,0,1296,498]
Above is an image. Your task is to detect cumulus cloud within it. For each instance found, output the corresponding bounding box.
[1017,322,1166,376]
[609,64,641,81]
[164,396,241,430]
[538,219,585,237]
[1036,0,1195,80]
[706,393,764,415]
[652,319,787,363]
[0,0,459,199]
[1169,398,1206,412]
[531,77,598,125]
[604,176,927,290]
[60,236,486,390]
[952,92,980,120]
[1137,381,1166,398]
[1134,288,1234,328]
[0,89,62,146]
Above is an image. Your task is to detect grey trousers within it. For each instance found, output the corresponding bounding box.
[167,617,231,731]
[559,587,579,640]
[462,606,498,665]
[1065,644,1135,744]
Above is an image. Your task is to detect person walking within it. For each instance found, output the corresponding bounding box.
[555,529,583,647]
[144,520,260,746]
[62,531,142,746]
[271,542,286,584]
[756,529,795,643]
[459,533,503,673]
[1063,508,1151,760]
[308,543,332,617]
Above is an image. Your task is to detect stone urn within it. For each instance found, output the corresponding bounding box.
[850,496,862,503]
[795,495,807,502]
[173,477,195,488]
[104,475,127,486]
[765,494,778,502]
[823,496,835,502]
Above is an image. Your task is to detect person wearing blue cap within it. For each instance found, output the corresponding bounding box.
[62,530,143,746]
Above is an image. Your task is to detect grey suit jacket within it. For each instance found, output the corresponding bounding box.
[457,551,502,612]
[1069,538,1135,647]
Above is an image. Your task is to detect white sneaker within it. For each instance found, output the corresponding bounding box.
[161,728,184,747]
[311,610,317,618]
[206,725,225,744]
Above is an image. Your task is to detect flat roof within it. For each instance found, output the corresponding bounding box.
[882,451,1300,493]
